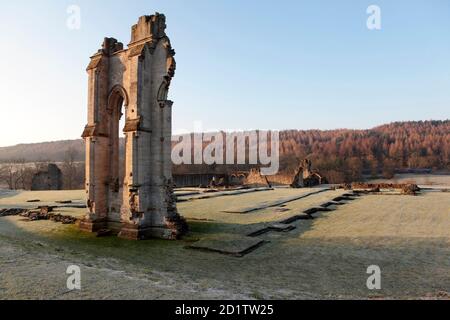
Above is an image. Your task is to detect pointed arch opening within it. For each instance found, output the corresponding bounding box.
[107,85,129,222]
[157,80,169,102]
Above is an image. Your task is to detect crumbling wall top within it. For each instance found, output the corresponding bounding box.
[101,37,124,55]
[87,37,123,69]
[87,12,171,69]
[130,13,167,45]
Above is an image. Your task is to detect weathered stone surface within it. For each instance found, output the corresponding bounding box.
[351,183,420,195]
[80,13,187,240]
[291,159,327,188]
[0,208,27,217]
[19,210,77,224]
[31,164,62,191]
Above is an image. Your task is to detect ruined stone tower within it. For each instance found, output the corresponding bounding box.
[80,13,187,240]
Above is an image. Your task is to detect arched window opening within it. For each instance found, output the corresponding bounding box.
[157,81,169,101]
[118,99,126,185]
[107,86,128,221]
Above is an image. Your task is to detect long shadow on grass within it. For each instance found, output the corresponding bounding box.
[1,214,449,299]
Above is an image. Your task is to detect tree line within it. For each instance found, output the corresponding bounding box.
[0,147,84,190]
[0,120,448,188]
[278,120,449,182]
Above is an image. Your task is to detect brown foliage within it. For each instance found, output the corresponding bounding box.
[278,120,449,183]
[0,121,448,186]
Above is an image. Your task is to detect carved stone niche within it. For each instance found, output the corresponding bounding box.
[80,13,187,240]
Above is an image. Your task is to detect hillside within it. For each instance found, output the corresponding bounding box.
[0,120,448,183]
[0,139,85,163]
[278,120,450,181]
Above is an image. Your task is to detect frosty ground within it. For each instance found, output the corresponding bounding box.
[0,175,449,300]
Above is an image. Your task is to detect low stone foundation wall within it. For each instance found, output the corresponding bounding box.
[343,183,421,195]
[0,206,77,224]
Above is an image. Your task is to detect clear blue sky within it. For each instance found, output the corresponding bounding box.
[0,0,449,147]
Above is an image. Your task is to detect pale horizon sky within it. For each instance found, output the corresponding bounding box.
[1,0,449,147]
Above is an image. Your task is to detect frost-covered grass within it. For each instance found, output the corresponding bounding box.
[0,188,449,300]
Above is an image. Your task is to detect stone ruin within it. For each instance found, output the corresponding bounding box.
[31,164,62,191]
[80,13,187,240]
[350,183,420,195]
[291,159,327,188]
[245,168,273,188]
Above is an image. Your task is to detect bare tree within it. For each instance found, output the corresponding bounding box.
[0,159,29,190]
[0,164,12,189]
[14,159,27,189]
[21,165,37,190]
[62,147,79,190]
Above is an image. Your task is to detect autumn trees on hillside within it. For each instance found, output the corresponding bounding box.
[278,121,449,183]
[0,121,448,187]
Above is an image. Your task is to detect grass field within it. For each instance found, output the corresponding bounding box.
[0,184,449,300]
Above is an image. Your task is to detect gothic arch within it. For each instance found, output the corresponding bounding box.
[157,80,169,102]
[108,85,129,109]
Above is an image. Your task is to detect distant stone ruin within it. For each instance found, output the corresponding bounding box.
[244,168,273,188]
[31,164,62,191]
[291,159,327,188]
[80,13,187,240]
